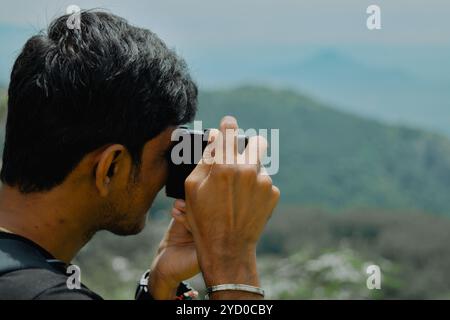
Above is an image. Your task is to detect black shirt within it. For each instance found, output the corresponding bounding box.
[0,231,102,300]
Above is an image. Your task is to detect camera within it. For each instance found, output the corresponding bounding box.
[165,127,248,199]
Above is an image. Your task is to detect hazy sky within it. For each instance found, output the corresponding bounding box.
[1,1,449,134]
[1,0,450,50]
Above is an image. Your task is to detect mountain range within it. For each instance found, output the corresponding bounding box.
[261,49,450,137]
[1,23,449,136]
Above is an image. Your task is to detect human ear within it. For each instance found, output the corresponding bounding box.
[94,144,128,197]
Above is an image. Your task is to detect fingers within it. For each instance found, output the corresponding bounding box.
[259,165,268,176]
[188,116,271,185]
[216,116,239,164]
[185,129,220,192]
[190,139,216,179]
[272,185,281,203]
[202,129,219,165]
[219,115,238,135]
[207,128,220,144]
[204,117,269,175]
[171,199,191,232]
[240,135,268,169]
[173,199,186,212]
[190,116,238,179]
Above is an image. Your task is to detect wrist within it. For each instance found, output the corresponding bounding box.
[147,269,178,300]
[203,259,263,300]
[199,246,260,288]
[206,284,265,300]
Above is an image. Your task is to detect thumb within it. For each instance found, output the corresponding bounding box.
[171,206,192,234]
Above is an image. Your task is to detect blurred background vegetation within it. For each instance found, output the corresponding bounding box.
[3,85,450,299]
[1,0,450,300]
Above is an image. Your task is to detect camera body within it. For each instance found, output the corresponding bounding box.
[165,127,247,199]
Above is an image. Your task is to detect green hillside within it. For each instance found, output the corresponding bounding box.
[0,87,5,109]
[2,85,450,214]
[197,86,450,215]
[2,86,450,299]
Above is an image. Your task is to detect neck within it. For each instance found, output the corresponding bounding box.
[0,185,95,263]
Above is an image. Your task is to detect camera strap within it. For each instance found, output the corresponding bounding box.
[0,233,68,299]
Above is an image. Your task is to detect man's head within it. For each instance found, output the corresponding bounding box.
[0,11,197,235]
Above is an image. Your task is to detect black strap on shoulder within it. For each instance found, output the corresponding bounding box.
[0,236,69,299]
[0,237,60,275]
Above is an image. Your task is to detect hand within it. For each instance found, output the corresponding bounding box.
[181,116,280,299]
[147,199,199,300]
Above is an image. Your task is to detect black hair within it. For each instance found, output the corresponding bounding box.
[1,10,197,193]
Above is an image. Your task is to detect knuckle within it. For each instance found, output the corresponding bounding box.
[239,165,258,179]
[184,177,197,190]
[271,185,281,201]
[214,164,236,179]
[262,172,273,184]
[258,175,273,190]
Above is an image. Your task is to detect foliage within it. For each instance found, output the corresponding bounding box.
[259,249,399,299]
[260,206,450,299]
[75,206,450,299]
